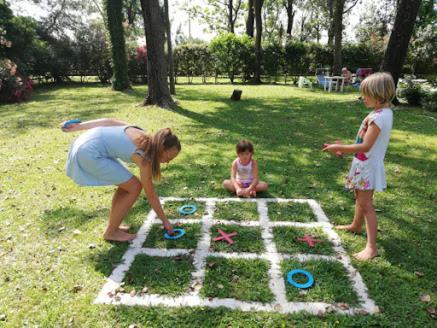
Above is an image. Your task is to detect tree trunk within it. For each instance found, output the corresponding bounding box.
[228,0,234,33]
[254,0,264,83]
[164,0,175,95]
[140,0,174,108]
[327,0,335,47]
[332,0,345,75]
[382,0,422,100]
[103,0,130,91]
[285,0,294,38]
[246,0,254,37]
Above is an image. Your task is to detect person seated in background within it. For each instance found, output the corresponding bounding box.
[342,67,353,84]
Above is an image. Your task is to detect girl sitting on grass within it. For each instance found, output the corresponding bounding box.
[61,118,180,242]
[223,139,268,197]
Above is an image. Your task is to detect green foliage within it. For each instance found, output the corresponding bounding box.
[262,41,284,81]
[284,41,308,77]
[103,0,131,90]
[174,43,211,83]
[209,33,254,83]
[74,21,112,83]
[422,89,437,112]
[307,43,332,72]
[342,43,384,73]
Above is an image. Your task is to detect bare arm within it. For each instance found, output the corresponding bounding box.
[324,123,381,154]
[248,160,259,190]
[60,118,129,132]
[132,154,173,233]
[230,160,240,191]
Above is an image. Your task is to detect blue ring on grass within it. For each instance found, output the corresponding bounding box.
[287,269,314,289]
[164,228,186,240]
[63,119,81,128]
[178,204,197,215]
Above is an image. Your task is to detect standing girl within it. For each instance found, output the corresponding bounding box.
[323,72,395,260]
[61,118,181,242]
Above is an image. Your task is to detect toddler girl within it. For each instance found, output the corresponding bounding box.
[223,140,268,197]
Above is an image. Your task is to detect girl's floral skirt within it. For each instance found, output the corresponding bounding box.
[345,157,386,192]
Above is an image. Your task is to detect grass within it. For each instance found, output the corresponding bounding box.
[210,224,264,253]
[214,201,259,221]
[201,257,274,303]
[122,254,194,296]
[163,200,205,219]
[0,82,435,326]
[273,227,334,255]
[268,202,316,222]
[281,259,359,305]
[143,223,202,249]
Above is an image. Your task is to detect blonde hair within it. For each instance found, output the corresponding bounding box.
[135,128,181,180]
[360,72,395,105]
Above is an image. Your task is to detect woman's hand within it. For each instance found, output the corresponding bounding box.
[60,121,81,132]
[162,219,174,235]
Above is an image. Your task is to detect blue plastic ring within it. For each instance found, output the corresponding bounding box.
[164,228,186,240]
[287,269,314,289]
[63,119,81,128]
[178,205,197,215]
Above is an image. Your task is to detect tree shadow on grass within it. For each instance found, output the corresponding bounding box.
[39,206,109,238]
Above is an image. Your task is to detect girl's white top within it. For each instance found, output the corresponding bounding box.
[346,108,393,192]
[236,159,254,185]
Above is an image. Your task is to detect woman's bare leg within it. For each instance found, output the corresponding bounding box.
[103,177,142,242]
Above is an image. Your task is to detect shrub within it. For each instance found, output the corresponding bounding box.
[399,83,424,106]
[263,42,284,82]
[209,33,254,84]
[0,58,32,103]
[421,88,437,112]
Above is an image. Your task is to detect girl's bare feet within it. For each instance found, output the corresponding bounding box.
[335,224,363,234]
[354,247,378,261]
[103,229,136,242]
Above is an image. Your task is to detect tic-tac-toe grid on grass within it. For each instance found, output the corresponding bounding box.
[94,198,378,315]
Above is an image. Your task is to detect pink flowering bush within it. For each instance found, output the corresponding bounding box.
[0,58,33,103]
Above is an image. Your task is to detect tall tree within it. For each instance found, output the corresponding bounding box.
[254,0,264,83]
[187,0,243,33]
[382,0,422,100]
[163,0,175,95]
[331,0,360,75]
[103,0,131,90]
[262,0,283,41]
[283,0,295,38]
[246,0,255,37]
[331,0,345,75]
[140,0,174,108]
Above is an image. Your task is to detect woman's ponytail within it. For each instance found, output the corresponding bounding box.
[147,128,180,180]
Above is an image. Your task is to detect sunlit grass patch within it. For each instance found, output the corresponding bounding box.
[210,224,264,253]
[214,201,259,221]
[281,259,359,305]
[143,223,201,249]
[201,257,274,303]
[268,202,316,222]
[273,227,334,255]
[122,255,194,296]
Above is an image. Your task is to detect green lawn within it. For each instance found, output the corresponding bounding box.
[0,82,435,327]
